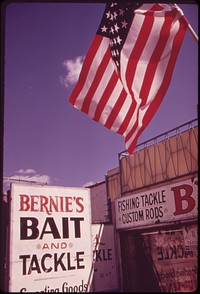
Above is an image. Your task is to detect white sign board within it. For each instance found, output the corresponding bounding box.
[92,224,118,291]
[115,177,198,230]
[9,184,93,292]
[143,227,198,292]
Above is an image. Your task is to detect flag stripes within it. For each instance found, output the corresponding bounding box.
[69,3,188,154]
[124,9,188,152]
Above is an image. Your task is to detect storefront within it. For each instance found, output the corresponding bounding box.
[108,121,198,292]
[115,176,198,292]
[119,223,197,292]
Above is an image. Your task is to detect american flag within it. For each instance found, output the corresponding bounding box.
[69,2,188,154]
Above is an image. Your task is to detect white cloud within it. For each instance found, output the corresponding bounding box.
[16,168,36,174]
[83,181,95,187]
[60,56,84,88]
[3,169,52,191]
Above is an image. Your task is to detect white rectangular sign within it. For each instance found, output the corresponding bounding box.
[115,177,198,230]
[9,184,93,292]
[92,224,118,291]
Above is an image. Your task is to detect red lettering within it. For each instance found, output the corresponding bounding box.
[49,196,59,212]
[19,194,30,211]
[65,197,73,212]
[40,196,49,214]
[76,197,84,212]
[30,196,39,211]
[18,195,85,214]
[172,184,195,216]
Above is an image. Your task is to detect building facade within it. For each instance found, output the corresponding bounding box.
[105,119,198,292]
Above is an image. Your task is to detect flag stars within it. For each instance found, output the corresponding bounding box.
[115,60,120,68]
[119,8,125,16]
[114,23,120,32]
[97,2,135,70]
[110,14,114,21]
[111,2,117,7]
[106,11,110,19]
[121,20,128,29]
[110,27,115,34]
[111,49,119,58]
[113,38,117,45]
[116,36,122,45]
[101,25,108,33]
[113,11,118,20]
[112,50,116,57]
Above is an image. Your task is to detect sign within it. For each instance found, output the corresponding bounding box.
[115,177,198,229]
[8,184,93,292]
[143,226,198,292]
[183,225,198,251]
[92,224,118,292]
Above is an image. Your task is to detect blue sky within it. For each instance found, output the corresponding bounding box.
[3,2,198,191]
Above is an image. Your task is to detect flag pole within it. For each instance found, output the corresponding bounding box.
[174,4,198,43]
[187,23,198,43]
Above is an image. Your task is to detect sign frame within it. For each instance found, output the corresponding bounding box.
[115,178,198,230]
[8,183,93,292]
